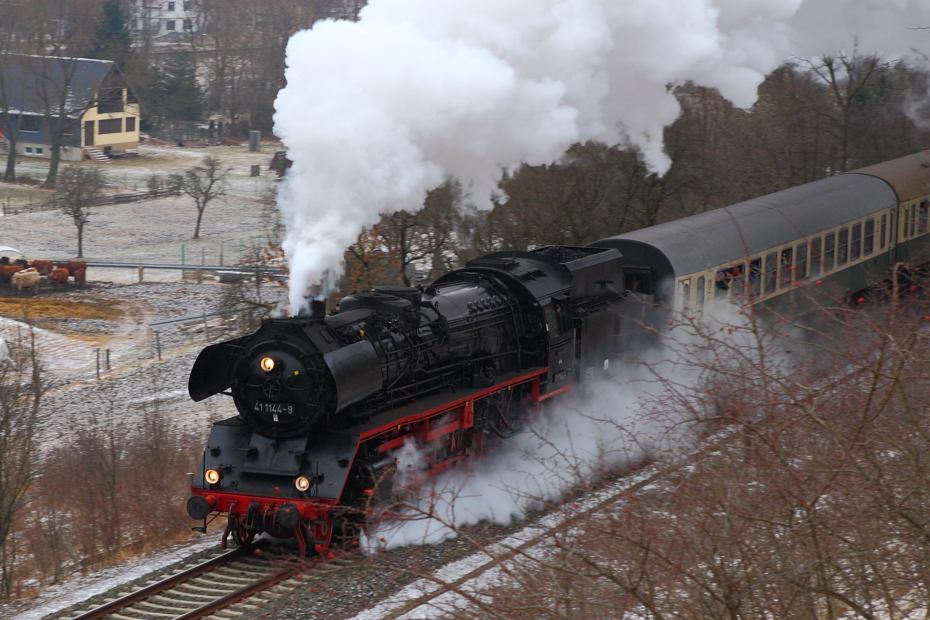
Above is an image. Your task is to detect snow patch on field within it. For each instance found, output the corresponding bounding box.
[0,316,97,377]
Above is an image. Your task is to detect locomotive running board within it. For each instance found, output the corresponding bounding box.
[344,367,555,450]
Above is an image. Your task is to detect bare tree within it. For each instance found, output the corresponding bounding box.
[14,1,98,189]
[170,155,229,239]
[0,331,44,600]
[805,53,888,173]
[56,166,106,258]
[0,3,22,183]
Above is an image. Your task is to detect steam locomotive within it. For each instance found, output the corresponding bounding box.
[187,246,633,553]
[187,149,930,554]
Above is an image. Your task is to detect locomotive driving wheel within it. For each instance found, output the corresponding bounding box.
[228,515,254,548]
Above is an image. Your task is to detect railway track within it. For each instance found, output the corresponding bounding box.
[65,543,319,620]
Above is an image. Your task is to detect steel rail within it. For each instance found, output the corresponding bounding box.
[173,562,304,620]
[68,545,250,620]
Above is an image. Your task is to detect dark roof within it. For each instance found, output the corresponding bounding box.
[0,54,113,116]
[853,150,930,204]
[590,170,900,280]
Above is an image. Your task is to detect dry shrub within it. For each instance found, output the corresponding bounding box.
[3,391,203,597]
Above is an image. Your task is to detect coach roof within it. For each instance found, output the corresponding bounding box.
[590,172,897,281]
[853,150,930,204]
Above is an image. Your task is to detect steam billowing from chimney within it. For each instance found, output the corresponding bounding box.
[274,0,929,313]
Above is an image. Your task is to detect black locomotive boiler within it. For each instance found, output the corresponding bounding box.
[187,246,628,554]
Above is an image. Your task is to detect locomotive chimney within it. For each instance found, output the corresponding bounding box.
[297,296,327,319]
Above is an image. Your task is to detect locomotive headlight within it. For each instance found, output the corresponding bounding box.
[295,476,311,492]
[205,469,221,485]
[260,357,275,372]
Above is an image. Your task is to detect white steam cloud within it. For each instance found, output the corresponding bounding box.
[274,0,929,312]
[360,378,670,550]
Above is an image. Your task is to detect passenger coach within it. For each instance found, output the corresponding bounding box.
[591,150,930,313]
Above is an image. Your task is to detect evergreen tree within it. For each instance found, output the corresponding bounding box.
[150,53,204,122]
[87,0,133,70]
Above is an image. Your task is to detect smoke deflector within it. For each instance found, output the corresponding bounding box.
[323,339,383,412]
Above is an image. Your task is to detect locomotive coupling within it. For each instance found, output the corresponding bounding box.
[187,495,216,520]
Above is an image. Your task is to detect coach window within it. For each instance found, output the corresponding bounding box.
[864,219,875,255]
[880,215,887,250]
[731,264,746,296]
[749,258,762,296]
[911,206,918,237]
[779,248,793,289]
[764,252,777,294]
[824,232,836,271]
[901,208,908,239]
[714,269,730,299]
[921,201,929,234]
[696,276,705,309]
[837,228,849,266]
[679,279,691,312]
[810,238,822,277]
[851,222,862,261]
[796,243,808,281]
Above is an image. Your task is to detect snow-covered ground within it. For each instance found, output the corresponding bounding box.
[0,143,284,284]
[0,148,290,616]
[2,142,282,205]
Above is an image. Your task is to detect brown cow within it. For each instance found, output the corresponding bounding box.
[72,267,86,286]
[0,264,24,284]
[55,261,87,274]
[12,268,40,295]
[49,268,70,288]
[30,259,54,276]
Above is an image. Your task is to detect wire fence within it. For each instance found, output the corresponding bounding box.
[1,187,180,216]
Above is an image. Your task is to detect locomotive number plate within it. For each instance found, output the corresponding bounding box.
[254,402,295,416]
